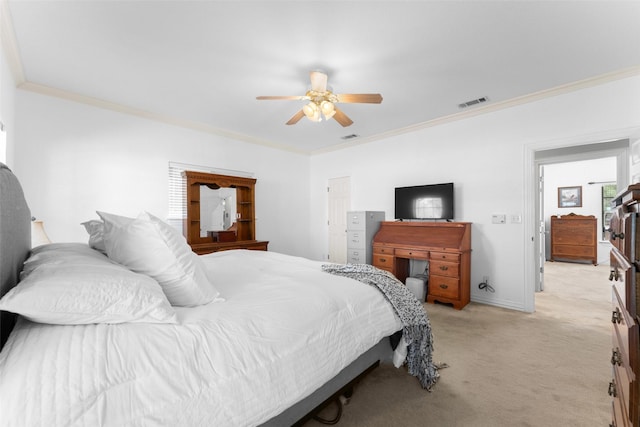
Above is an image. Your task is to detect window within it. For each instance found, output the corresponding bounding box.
[0,121,6,164]
[602,184,617,240]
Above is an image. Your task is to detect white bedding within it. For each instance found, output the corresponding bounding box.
[0,250,403,427]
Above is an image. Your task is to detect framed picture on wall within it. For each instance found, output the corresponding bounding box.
[558,186,582,208]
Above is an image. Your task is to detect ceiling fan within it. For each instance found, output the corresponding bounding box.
[256,71,383,127]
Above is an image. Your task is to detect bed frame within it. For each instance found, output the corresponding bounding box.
[0,163,30,349]
[0,162,393,425]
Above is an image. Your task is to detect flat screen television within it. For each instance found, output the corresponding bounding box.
[394,183,454,220]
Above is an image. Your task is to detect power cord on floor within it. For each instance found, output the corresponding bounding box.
[312,396,345,425]
[478,281,495,292]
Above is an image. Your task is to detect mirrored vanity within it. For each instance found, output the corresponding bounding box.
[182,171,269,255]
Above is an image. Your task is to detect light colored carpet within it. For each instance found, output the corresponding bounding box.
[305,261,612,426]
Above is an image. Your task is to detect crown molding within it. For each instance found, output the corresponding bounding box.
[0,0,25,85]
[18,81,309,155]
[311,65,640,155]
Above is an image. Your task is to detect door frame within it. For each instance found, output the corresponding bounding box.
[524,133,632,312]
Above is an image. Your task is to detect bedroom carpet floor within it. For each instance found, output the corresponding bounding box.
[304,261,612,427]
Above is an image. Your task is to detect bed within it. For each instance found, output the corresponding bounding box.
[0,163,437,426]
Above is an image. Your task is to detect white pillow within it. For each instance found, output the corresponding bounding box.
[81,219,107,254]
[21,242,110,279]
[97,211,220,306]
[0,248,177,325]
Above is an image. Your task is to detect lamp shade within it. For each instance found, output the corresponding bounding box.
[31,220,51,248]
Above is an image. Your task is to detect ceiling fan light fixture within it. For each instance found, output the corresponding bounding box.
[303,102,321,122]
[320,100,335,119]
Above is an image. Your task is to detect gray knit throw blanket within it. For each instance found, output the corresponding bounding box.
[321,263,439,390]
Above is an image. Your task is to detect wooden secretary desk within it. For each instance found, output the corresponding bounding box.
[182,171,268,255]
[372,221,472,310]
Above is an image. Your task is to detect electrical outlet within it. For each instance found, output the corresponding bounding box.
[491,214,506,224]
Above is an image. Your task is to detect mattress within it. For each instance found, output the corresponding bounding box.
[0,250,403,426]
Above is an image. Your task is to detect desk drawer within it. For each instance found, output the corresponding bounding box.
[430,260,459,278]
[373,245,394,255]
[373,254,395,271]
[395,248,429,259]
[430,252,460,263]
[429,276,460,299]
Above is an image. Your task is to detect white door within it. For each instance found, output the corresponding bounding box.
[328,177,350,263]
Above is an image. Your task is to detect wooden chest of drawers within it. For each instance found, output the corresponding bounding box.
[608,185,640,427]
[550,214,597,265]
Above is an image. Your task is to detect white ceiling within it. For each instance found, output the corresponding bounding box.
[4,0,640,154]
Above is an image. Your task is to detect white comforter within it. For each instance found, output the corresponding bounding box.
[0,250,402,427]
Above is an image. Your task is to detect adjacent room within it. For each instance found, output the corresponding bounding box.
[1,1,639,426]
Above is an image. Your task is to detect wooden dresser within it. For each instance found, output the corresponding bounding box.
[550,213,597,265]
[182,171,268,255]
[372,221,471,310]
[608,185,640,427]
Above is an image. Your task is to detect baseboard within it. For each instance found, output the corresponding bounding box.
[470,296,526,312]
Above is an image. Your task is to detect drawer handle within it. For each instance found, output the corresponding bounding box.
[380,258,386,263]
[439,265,449,271]
[608,381,617,397]
[439,284,449,289]
[611,232,624,240]
[611,308,622,324]
[611,348,622,366]
[609,269,620,281]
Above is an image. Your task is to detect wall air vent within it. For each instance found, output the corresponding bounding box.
[458,96,488,109]
[341,134,360,140]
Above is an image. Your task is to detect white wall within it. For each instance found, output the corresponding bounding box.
[543,157,616,264]
[13,90,312,257]
[310,75,640,311]
[0,36,16,167]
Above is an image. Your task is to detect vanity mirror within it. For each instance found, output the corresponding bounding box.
[182,171,268,255]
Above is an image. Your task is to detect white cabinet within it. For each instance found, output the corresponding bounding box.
[346,211,385,264]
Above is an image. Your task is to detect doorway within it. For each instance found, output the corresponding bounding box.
[531,139,629,309]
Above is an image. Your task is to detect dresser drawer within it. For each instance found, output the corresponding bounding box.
[430,260,459,278]
[395,248,429,259]
[611,397,632,427]
[552,244,596,258]
[373,254,395,271]
[430,252,460,263]
[429,276,460,299]
[611,366,632,427]
[347,231,366,249]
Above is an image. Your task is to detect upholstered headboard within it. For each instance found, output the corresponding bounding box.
[0,163,31,349]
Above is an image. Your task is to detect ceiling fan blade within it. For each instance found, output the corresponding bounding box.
[309,71,328,92]
[336,93,383,104]
[256,95,308,101]
[333,108,354,127]
[286,110,305,125]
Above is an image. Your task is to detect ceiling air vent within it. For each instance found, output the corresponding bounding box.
[458,96,488,109]
[341,134,360,140]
